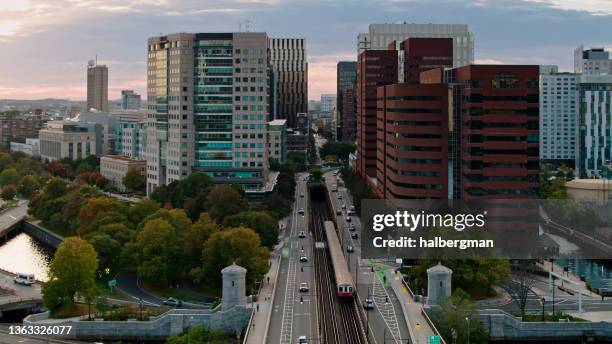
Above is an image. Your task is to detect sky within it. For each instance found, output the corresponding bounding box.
[0,0,612,101]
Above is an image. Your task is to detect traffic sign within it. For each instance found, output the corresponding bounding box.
[108,279,117,287]
[429,335,441,344]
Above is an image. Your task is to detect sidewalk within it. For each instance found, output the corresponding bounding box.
[537,261,597,297]
[245,236,283,344]
[385,268,437,344]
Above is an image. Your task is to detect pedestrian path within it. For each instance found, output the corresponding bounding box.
[245,243,282,344]
[537,261,597,297]
[385,268,437,344]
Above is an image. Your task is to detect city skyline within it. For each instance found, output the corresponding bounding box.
[1,0,612,101]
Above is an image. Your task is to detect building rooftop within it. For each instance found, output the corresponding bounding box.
[101,155,146,162]
[566,178,612,191]
[268,119,287,126]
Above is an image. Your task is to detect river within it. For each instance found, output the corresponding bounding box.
[0,232,53,282]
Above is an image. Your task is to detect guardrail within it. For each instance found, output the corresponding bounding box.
[400,277,415,299]
[420,306,446,344]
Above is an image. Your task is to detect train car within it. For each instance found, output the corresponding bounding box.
[324,220,355,298]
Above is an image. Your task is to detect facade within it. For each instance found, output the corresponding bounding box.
[269,38,308,127]
[114,112,146,159]
[146,32,270,194]
[356,49,398,179]
[341,88,357,142]
[267,119,287,163]
[574,46,612,75]
[375,83,450,199]
[320,94,336,114]
[73,112,117,156]
[286,128,308,152]
[100,155,146,192]
[447,65,540,199]
[121,90,142,110]
[0,112,46,144]
[357,23,474,67]
[86,62,109,112]
[39,121,100,161]
[295,113,309,135]
[336,61,357,140]
[577,74,612,177]
[539,66,579,166]
[10,138,40,157]
[396,37,453,84]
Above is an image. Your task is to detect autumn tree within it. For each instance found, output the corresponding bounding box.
[223,211,278,248]
[1,184,16,200]
[42,237,98,310]
[18,175,40,198]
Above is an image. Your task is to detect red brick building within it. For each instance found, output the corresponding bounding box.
[375,83,450,199]
[356,50,398,179]
[400,38,453,84]
[341,88,357,142]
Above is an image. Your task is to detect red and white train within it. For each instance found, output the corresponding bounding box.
[324,220,355,299]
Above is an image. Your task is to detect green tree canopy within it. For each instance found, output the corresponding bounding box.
[205,185,248,222]
[319,141,356,161]
[167,326,228,344]
[127,198,160,227]
[223,211,278,248]
[123,167,146,193]
[86,232,122,272]
[429,289,489,344]
[1,184,16,200]
[42,237,98,310]
[0,168,20,186]
[195,227,269,291]
[18,175,40,198]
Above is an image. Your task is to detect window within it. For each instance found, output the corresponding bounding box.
[491,73,519,89]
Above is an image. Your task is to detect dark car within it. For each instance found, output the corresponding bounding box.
[163,297,183,307]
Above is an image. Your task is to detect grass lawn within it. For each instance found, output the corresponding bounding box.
[95,279,127,300]
[51,303,97,319]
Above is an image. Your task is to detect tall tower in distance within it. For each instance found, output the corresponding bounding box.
[87,59,109,112]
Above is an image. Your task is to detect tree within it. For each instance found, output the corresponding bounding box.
[87,233,122,272]
[174,173,213,208]
[167,326,228,344]
[308,167,323,182]
[46,162,71,178]
[123,168,146,193]
[429,289,489,344]
[0,168,20,186]
[75,162,94,175]
[42,237,98,310]
[195,227,270,291]
[43,178,68,199]
[1,184,16,200]
[130,218,182,285]
[18,175,40,198]
[223,211,278,248]
[76,197,129,235]
[319,141,356,162]
[127,199,160,227]
[205,185,248,222]
[513,261,537,316]
[183,213,219,269]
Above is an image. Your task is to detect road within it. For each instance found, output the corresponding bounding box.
[323,170,412,344]
[268,172,317,344]
[0,201,28,237]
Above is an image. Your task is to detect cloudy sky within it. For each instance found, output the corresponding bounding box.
[1,0,612,101]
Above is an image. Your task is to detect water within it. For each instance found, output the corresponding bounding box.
[0,232,53,282]
[556,257,612,292]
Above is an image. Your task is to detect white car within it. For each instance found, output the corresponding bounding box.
[346,216,351,222]
[337,194,342,200]
[299,231,306,238]
[300,193,304,198]
[300,256,308,262]
[341,204,346,209]
[363,297,374,310]
[298,335,308,344]
[299,282,309,292]
[14,273,34,286]
[346,245,354,253]
[298,208,305,215]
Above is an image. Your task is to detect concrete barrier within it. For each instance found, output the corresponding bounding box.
[21,221,64,249]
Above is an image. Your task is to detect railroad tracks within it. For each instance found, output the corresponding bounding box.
[311,199,365,344]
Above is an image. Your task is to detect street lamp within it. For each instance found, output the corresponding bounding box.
[466,316,470,344]
[139,298,143,321]
[542,297,546,321]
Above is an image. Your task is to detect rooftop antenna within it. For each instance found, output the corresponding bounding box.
[95,54,98,65]
[239,23,242,32]
[246,19,250,32]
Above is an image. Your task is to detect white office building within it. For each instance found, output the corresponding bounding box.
[539,65,579,165]
[574,46,612,75]
[357,23,474,67]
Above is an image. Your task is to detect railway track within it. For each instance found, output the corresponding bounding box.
[311,196,365,344]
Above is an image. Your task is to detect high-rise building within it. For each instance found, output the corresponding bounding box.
[357,23,474,67]
[336,62,357,140]
[375,83,450,199]
[269,38,307,127]
[539,65,579,166]
[356,49,398,179]
[574,46,612,75]
[121,90,142,110]
[320,94,336,114]
[394,37,453,84]
[86,61,109,112]
[267,119,287,163]
[577,74,612,177]
[341,88,357,142]
[146,32,270,194]
[445,65,540,199]
[0,112,46,145]
[370,59,540,199]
